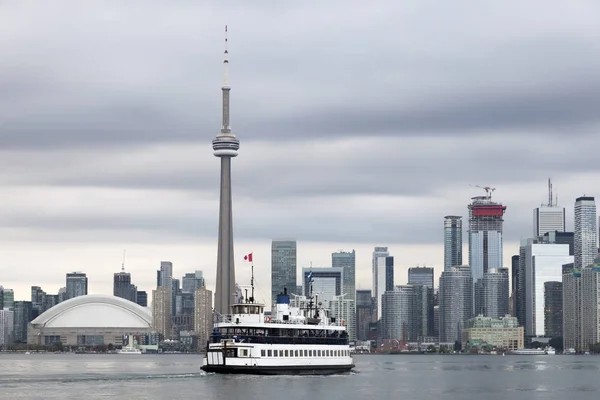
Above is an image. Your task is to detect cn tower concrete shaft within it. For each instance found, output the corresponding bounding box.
[214,156,236,315]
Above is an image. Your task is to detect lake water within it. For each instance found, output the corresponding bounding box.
[0,353,599,400]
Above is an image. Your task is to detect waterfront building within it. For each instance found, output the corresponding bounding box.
[439,265,473,344]
[152,287,172,339]
[580,260,600,348]
[0,309,14,346]
[461,315,523,351]
[381,285,429,342]
[271,239,297,309]
[12,301,32,343]
[544,281,562,338]
[0,288,14,310]
[574,196,597,270]
[194,286,213,350]
[562,269,581,351]
[444,216,463,271]
[27,295,152,346]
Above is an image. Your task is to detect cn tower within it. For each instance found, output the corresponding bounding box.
[213,25,239,316]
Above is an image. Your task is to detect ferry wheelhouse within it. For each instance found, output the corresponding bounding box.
[201,288,355,375]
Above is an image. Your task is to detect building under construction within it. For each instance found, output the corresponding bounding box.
[468,186,507,283]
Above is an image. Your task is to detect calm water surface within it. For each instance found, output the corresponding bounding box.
[0,353,598,400]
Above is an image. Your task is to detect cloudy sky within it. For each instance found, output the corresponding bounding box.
[2,1,600,304]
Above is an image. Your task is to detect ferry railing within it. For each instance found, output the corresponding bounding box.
[210,334,349,346]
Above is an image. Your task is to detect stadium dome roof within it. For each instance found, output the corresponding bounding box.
[30,294,152,329]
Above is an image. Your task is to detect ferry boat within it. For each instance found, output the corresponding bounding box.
[201,283,355,375]
[512,347,553,355]
[117,335,142,355]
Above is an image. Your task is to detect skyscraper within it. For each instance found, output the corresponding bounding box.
[544,281,562,338]
[468,188,507,282]
[66,272,88,299]
[533,179,565,237]
[574,196,597,269]
[332,250,356,304]
[355,289,374,341]
[113,270,137,303]
[301,267,343,301]
[271,239,297,308]
[381,285,429,341]
[481,268,509,319]
[213,26,240,316]
[563,269,581,351]
[444,216,463,271]
[439,265,473,343]
[194,286,213,350]
[523,240,572,337]
[373,253,394,320]
[182,271,205,293]
[408,266,434,288]
[152,287,171,339]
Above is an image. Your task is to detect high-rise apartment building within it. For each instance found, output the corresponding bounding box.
[152,287,171,339]
[66,272,88,299]
[563,269,581,350]
[544,281,562,338]
[408,266,434,288]
[372,246,389,293]
[481,268,509,319]
[136,291,148,307]
[113,271,137,303]
[182,271,205,293]
[332,250,356,303]
[0,310,14,346]
[523,240,573,338]
[574,196,597,269]
[355,290,374,341]
[533,179,565,237]
[0,288,14,310]
[381,285,429,341]
[444,216,463,271]
[581,262,600,348]
[271,239,297,309]
[194,286,213,350]
[511,255,520,319]
[12,301,32,343]
[439,265,473,343]
[301,267,343,301]
[468,191,507,283]
[373,252,394,320]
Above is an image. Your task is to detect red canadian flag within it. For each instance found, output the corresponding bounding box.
[244,253,253,262]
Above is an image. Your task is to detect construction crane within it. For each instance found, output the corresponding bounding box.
[470,184,496,199]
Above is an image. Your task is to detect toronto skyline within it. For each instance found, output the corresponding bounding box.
[2,1,600,304]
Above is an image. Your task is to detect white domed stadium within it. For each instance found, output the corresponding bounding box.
[27,294,153,347]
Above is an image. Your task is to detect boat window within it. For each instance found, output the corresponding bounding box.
[279,350,283,357]
[274,350,278,357]
[317,350,321,357]
[309,350,313,357]
[294,350,298,357]
[285,350,289,357]
[261,350,265,357]
[268,350,272,357]
[304,350,307,357]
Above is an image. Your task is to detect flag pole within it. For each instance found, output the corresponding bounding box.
[251,253,255,303]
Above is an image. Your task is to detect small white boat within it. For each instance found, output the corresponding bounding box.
[118,334,142,355]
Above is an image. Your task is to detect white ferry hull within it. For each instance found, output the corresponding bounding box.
[201,343,354,375]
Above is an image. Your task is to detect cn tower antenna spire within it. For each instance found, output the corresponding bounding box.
[223,25,229,88]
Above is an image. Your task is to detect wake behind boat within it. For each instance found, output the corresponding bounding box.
[201,271,354,375]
